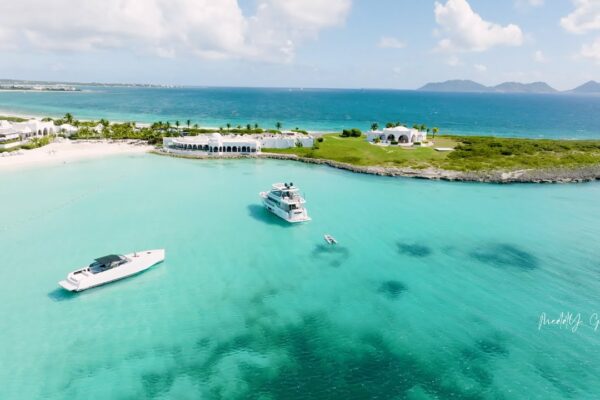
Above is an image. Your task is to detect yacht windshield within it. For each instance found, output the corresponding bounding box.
[88,255,127,274]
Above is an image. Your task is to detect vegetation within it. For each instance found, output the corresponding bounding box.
[0,115,28,122]
[266,134,600,172]
[340,128,362,138]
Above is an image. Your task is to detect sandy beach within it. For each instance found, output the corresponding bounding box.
[0,139,153,170]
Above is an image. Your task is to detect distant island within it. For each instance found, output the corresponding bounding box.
[419,80,600,94]
[0,79,176,89]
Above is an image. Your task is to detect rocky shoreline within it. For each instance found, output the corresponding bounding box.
[152,150,600,184]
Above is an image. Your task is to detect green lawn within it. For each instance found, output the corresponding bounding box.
[266,135,456,169]
[266,134,600,172]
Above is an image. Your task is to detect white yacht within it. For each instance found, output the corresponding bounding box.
[58,249,165,292]
[260,182,310,223]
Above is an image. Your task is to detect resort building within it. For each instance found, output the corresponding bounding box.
[366,126,427,145]
[162,132,314,155]
[0,119,57,149]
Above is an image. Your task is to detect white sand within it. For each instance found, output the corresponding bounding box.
[0,139,154,171]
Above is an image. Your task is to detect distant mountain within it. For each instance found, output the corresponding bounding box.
[418,80,488,93]
[493,81,557,93]
[419,79,559,93]
[568,80,600,93]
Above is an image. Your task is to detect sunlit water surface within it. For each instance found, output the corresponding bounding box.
[1,155,600,399]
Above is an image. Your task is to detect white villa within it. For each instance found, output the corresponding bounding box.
[366,126,427,145]
[162,132,314,155]
[0,119,58,149]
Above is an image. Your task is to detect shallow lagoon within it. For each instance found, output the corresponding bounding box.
[1,155,600,399]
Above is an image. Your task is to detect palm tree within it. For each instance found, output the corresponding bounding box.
[193,123,199,129]
[186,119,191,129]
[254,123,259,129]
[246,124,251,131]
[275,122,282,131]
[175,120,180,130]
[100,118,109,128]
[419,124,427,132]
[64,113,74,124]
[371,123,379,131]
[226,123,231,130]
[395,121,401,127]
[432,127,439,139]
[412,124,419,130]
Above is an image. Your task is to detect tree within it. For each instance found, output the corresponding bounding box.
[419,124,427,132]
[412,124,419,130]
[186,119,191,128]
[275,121,282,130]
[385,122,394,128]
[226,123,231,130]
[64,113,74,124]
[395,121,401,127]
[432,127,439,138]
[246,124,251,131]
[371,122,379,131]
[100,119,109,128]
[175,120,180,129]
[254,123,259,129]
[194,123,199,129]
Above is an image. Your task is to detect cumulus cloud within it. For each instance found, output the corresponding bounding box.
[561,0,600,34]
[581,38,600,63]
[0,0,351,62]
[378,36,406,49]
[434,0,524,52]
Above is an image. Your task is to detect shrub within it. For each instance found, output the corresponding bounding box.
[317,137,324,143]
[373,138,381,144]
[340,128,362,138]
[390,141,399,145]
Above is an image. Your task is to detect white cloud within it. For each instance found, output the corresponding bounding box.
[581,38,600,63]
[378,36,406,49]
[446,56,462,66]
[434,0,524,52]
[561,0,600,34]
[0,0,351,62]
[515,0,544,7]
[533,50,546,62]
[474,64,487,72]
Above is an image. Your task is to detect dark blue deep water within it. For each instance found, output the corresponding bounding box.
[0,87,599,138]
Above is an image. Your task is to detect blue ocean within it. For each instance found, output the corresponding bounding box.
[2,87,600,399]
[0,87,599,138]
[1,156,600,399]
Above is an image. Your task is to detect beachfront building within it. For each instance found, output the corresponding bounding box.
[366,126,426,145]
[0,118,57,149]
[162,132,314,155]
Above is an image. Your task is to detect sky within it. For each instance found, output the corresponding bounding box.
[0,0,598,90]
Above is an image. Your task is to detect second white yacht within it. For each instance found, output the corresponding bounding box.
[58,249,165,292]
[260,182,310,223]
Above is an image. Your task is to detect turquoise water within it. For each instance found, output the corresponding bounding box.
[1,155,600,398]
[1,87,600,138]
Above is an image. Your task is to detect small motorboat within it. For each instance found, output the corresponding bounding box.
[324,234,338,245]
[58,249,165,292]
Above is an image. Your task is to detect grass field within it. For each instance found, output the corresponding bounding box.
[266,134,600,172]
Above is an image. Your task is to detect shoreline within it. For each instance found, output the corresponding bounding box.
[153,149,600,183]
[0,139,153,171]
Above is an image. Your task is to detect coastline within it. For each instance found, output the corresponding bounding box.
[0,139,153,171]
[153,149,600,183]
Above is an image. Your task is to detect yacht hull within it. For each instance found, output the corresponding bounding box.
[58,249,165,292]
[260,192,310,223]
